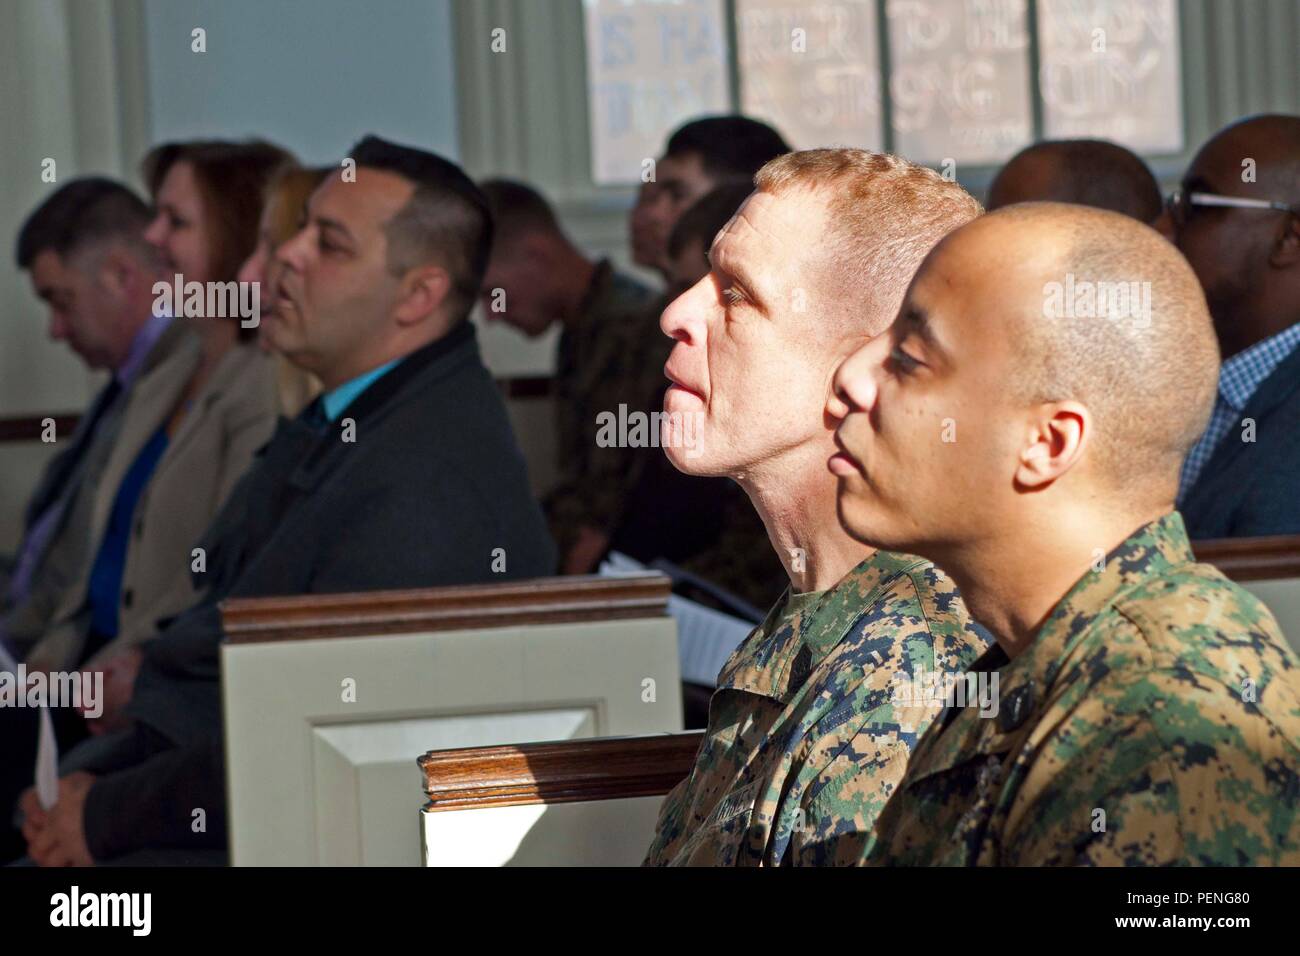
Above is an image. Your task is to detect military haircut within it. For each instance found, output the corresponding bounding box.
[988,139,1163,222]
[665,115,790,181]
[348,134,493,324]
[755,148,983,338]
[480,178,560,234]
[995,202,1220,497]
[15,177,154,271]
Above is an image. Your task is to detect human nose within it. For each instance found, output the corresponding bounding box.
[275,225,311,272]
[142,212,168,249]
[829,337,885,421]
[660,276,710,345]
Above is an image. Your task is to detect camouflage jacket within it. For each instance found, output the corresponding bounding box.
[866,512,1300,866]
[544,263,670,555]
[643,550,989,866]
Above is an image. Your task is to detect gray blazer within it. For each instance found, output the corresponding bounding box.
[3,321,198,657]
[26,341,280,671]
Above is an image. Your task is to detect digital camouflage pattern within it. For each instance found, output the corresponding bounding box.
[644,550,990,866]
[865,511,1300,866]
[544,263,671,557]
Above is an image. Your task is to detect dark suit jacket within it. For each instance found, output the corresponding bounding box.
[1182,342,1300,539]
[74,322,556,859]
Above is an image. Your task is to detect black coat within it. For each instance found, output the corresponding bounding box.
[1182,342,1300,538]
[78,322,556,859]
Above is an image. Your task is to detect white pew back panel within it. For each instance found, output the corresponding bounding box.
[221,574,680,866]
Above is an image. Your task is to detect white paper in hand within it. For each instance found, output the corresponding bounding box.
[35,705,59,809]
[0,640,59,809]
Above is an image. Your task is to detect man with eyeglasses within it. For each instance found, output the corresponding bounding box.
[1155,114,1300,538]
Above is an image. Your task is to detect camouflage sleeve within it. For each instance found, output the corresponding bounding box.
[1001,703,1186,866]
[641,777,691,866]
[789,576,991,866]
[1001,665,1298,866]
[789,690,916,866]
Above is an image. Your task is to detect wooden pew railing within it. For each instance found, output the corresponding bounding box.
[1191,535,1300,582]
[221,571,669,641]
[420,730,705,812]
[0,374,555,444]
[0,412,81,443]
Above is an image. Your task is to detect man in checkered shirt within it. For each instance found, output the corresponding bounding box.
[1156,114,1300,538]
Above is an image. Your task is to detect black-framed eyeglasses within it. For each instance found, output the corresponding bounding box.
[1165,187,1299,230]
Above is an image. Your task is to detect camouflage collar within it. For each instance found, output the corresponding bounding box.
[906,511,1196,782]
[716,549,928,703]
[1020,511,1195,691]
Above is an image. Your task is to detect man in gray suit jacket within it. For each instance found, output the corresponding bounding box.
[5,179,193,629]
[1156,114,1300,538]
[13,137,557,865]
[2,180,197,862]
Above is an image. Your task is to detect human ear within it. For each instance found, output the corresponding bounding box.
[394,265,452,327]
[1268,213,1300,268]
[94,247,137,299]
[1014,400,1090,490]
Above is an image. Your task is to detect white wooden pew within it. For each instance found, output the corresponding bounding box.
[220,573,681,866]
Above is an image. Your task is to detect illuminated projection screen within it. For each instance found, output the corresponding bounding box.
[1037,0,1183,154]
[736,0,883,151]
[584,0,730,184]
[886,0,1034,166]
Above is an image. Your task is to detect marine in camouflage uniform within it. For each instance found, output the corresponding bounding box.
[865,512,1300,866]
[544,264,672,558]
[644,550,990,866]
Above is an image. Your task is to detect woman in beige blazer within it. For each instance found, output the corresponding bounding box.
[27,141,291,700]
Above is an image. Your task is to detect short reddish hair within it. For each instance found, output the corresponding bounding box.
[755,149,982,335]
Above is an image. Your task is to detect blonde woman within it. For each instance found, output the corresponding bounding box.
[237,163,329,414]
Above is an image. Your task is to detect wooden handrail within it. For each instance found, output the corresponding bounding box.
[221,572,670,643]
[0,374,554,444]
[419,731,704,812]
[0,412,81,443]
[1193,536,1300,582]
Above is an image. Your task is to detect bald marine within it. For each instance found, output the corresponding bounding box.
[828,202,1300,866]
[987,139,1163,222]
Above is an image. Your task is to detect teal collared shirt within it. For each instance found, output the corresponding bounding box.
[321,358,401,422]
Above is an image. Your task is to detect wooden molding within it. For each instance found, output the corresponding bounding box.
[419,731,704,812]
[221,572,670,644]
[497,375,555,399]
[0,376,554,444]
[0,413,80,443]
[1193,535,1300,583]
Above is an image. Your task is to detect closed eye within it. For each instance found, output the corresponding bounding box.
[721,285,746,305]
[889,345,921,375]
